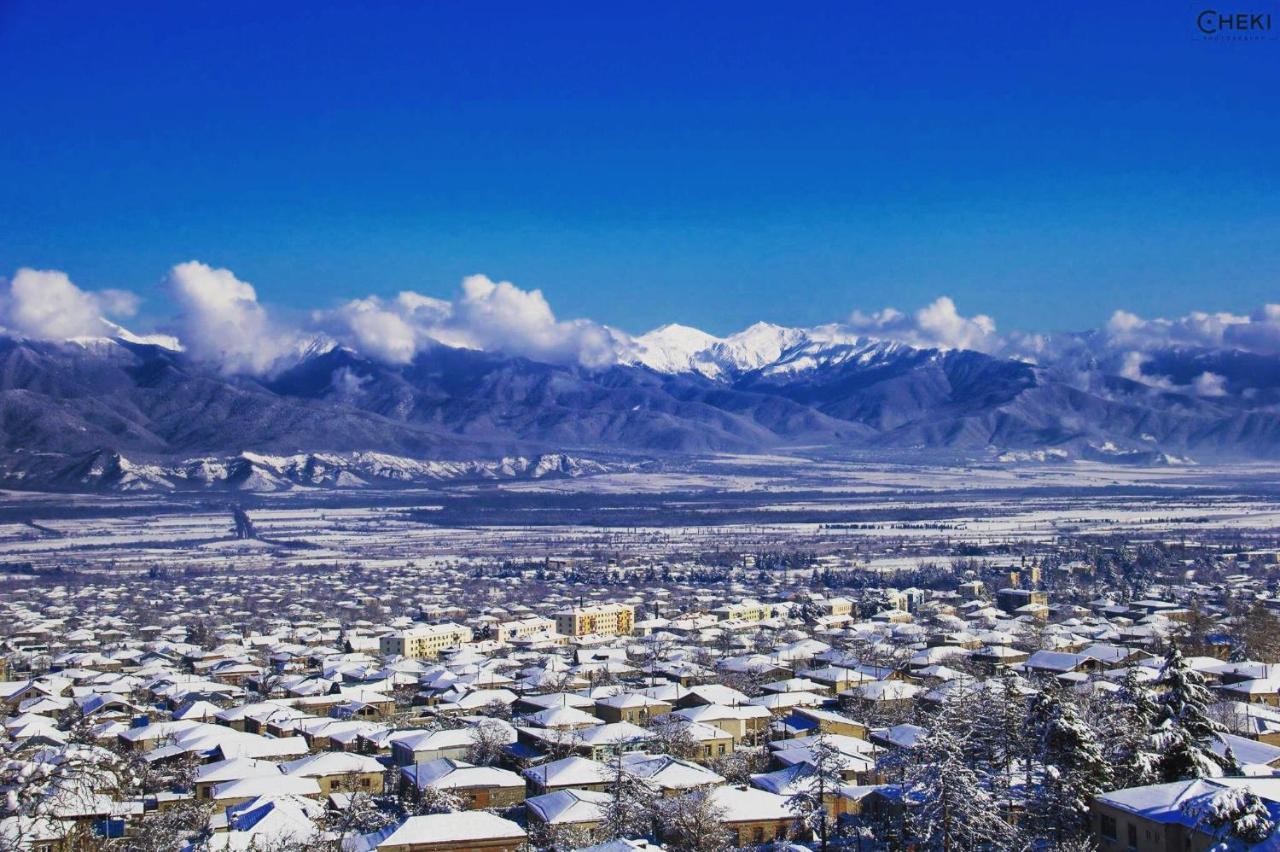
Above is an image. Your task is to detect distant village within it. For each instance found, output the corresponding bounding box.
[3,530,1280,851]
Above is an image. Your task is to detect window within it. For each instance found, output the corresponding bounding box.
[1100,814,1117,839]
[753,827,765,843]
[1127,823,1137,848]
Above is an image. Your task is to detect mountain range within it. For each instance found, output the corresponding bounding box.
[2,320,1279,491]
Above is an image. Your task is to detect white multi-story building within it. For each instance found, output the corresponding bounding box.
[554,603,634,638]
[379,623,473,660]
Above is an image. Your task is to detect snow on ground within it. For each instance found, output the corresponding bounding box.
[0,461,1276,575]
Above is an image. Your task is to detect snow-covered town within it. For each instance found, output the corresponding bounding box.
[5,1,1279,849]
[4,493,1280,851]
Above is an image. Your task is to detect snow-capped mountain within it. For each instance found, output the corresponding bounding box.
[628,324,724,376]
[0,449,616,492]
[625,322,842,380]
[3,320,1280,493]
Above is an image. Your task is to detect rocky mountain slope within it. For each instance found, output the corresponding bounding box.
[1,326,1278,491]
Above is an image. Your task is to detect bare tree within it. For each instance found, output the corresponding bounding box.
[466,722,510,767]
[655,789,732,852]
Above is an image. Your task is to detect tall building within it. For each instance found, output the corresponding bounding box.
[554,603,634,638]
[494,616,557,644]
[379,623,474,660]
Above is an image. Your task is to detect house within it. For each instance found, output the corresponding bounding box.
[279,751,386,795]
[698,787,798,847]
[1091,778,1280,851]
[770,736,878,784]
[192,757,280,800]
[750,763,845,820]
[523,755,613,794]
[798,666,872,694]
[971,645,1030,671]
[374,811,527,851]
[525,789,611,841]
[650,718,734,762]
[670,703,771,745]
[493,616,557,644]
[594,693,671,725]
[840,680,923,715]
[1023,651,1097,678]
[389,722,516,766]
[996,589,1048,615]
[711,600,779,623]
[1217,677,1280,707]
[208,775,322,808]
[1216,700,1280,746]
[399,759,526,810]
[785,706,869,739]
[620,753,725,795]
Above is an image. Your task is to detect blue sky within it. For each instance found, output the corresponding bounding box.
[1,0,1276,336]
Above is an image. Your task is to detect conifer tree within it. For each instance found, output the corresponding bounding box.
[1152,644,1232,782]
[1026,685,1113,842]
[902,696,1019,851]
[1107,666,1161,788]
[1182,784,1276,845]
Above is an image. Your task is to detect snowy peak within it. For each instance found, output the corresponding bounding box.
[713,322,810,374]
[291,333,340,361]
[107,321,184,351]
[625,320,892,380]
[626,320,815,380]
[630,324,725,375]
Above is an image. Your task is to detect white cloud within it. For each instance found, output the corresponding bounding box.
[847,296,998,352]
[324,296,420,364]
[1192,371,1228,397]
[0,268,139,339]
[329,366,371,398]
[451,274,620,367]
[1103,306,1280,354]
[164,261,298,375]
[8,260,1280,407]
[1117,351,1173,389]
[320,274,623,368]
[1225,304,1280,353]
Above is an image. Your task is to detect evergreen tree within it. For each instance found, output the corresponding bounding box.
[1152,644,1233,782]
[902,697,1019,851]
[1182,784,1276,845]
[1026,685,1113,842]
[1106,666,1161,788]
[968,670,1029,809]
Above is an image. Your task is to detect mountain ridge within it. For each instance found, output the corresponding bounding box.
[2,326,1279,492]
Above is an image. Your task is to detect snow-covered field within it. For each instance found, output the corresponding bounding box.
[0,460,1277,576]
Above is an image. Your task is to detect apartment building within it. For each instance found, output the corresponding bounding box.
[554,603,634,638]
[379,623,474,660]
[493,616,557,644]
[995,588,1049,614]
[711,599,778,622]
[821,596,855,617]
